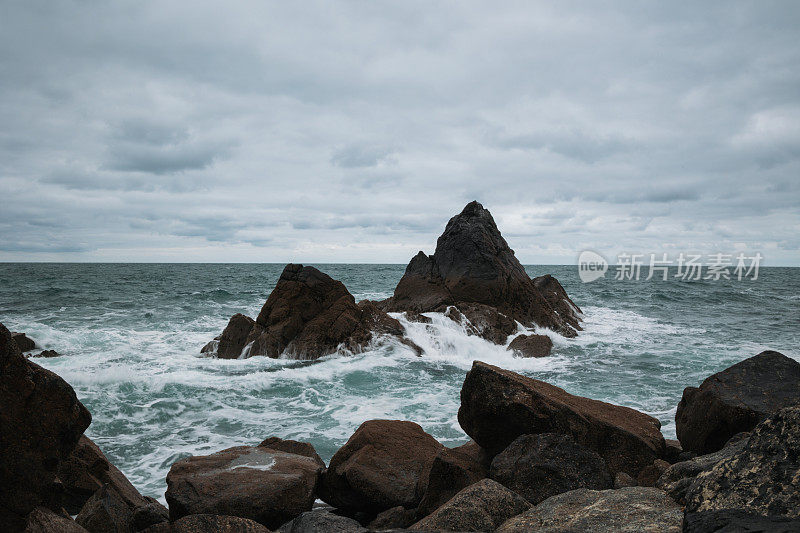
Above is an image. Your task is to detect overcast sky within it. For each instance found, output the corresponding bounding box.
[1,2,799,264]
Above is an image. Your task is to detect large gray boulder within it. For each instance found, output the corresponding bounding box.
[676,350,800,454]
[410,479,531,532]
[685,405,800,520]
[165,445,322,529]
[489,433,612,505]
[496,487,682,533]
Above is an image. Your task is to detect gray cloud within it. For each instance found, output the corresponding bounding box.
[0,1,799,264]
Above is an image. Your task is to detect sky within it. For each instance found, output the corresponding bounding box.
[1,1,799,265]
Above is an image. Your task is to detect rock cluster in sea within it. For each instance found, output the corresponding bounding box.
[201,201,582,360]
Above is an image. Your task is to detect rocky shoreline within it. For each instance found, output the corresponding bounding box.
[2,203,798,532]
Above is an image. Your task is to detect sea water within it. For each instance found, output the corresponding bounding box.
[1,263,797,501]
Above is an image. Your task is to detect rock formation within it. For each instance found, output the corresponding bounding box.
[416,441,490,518]
[675,350,800,454]
[381,201,581,346]
[458,361,665,477]
[506,334,553,358]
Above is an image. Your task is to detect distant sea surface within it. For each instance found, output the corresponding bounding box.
[1,263,798,501]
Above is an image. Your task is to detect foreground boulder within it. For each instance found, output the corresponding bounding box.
[488,433,612,505]
[685,405,800,520]
[458,361,665,476]
[506,334,553,358]
[416,441,490,518]
[382,201,580,340]
[675,350,800,455]
[166,445,322,529]
[0,322,92,530]
[24,507,88,533]
[204,264,414,360]
[319,420,443,514]
[496,486,682,532]
[410,479,530,532]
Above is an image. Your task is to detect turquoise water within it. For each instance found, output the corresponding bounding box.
[1,263,798,501]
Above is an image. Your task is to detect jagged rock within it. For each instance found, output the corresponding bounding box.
[258,437,325,468]
[203,264,413,360]
[130,499,169,531]
[636,459,670,487]
[278,510,366,533]
[458,361,665,476]
[506,334,553,358]
[11,332,36,351]
[496,487,682,532]
[34,350,60,358]
[656,436,747,505]
[489,433,613,505]
[683,510,800,533]
[685,406,800,519]
[0,322,92,530]
[166,445,322,529]
[531,274,583,332]
[368,506,416,530]
[614,472,636,489]
[416,442,489,518]
[676,350,800,454]
[319,420,444,514]
[75,484,135,533]
[24,507,88,533]
[384,202,579,339]
[410,479,531,532]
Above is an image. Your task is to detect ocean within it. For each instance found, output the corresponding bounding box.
[1,263,798,502]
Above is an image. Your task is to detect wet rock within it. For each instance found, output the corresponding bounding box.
[685,405,800,519]
[385,202,579,338]
[676,350,800,455]
[166,445,322,529]
[451,302,517,344]
[368,506,416,530]
[531,274,583,332]
[34,349,60,358]
[319,420,444,514]
[496,486,682,533]
[11,332,36,351]
[489,433,613,505]
[278,509,367,532]
[506,334,552,358]
[636,459,670,487]
[655,436,747,505]
[416,442,489,518]
[683,510,800,533]
[24,507,88,533]
[458,361,665,476]
[614,472,636,489]
[258,437,325,468]
[0,322,92,530]
[213,313,256,359]
[410,479,530,532]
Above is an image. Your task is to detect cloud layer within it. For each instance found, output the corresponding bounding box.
[1,1,799,264]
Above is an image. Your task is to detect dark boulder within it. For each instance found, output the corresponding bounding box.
[409,479,530,532]
[683,510,800,533]
[75,484,135,533]
[458,361,665,476]
[496,486,682,533]
[161,514,271,533]
[258,437,325,468]
[24,507,88,533]
[11,332,36,352]
[166,445,322,529]
[676,350,800,455]
[685,405,800,520]
[506,334,553,358]
[368,506,416,530]
[531,274,583,332]
[453,302,517,344]
[278,510,367,533]
[0,322,92,530]
[613,472,636,489]
[319,420,443,514]
[384,202,579,339]
[34,350,60,358]
[416,442,489,518]
[488,433,613,505]
[664,439,683,464]
[209,313,256,359]
[636,459,670,487]
[656,436,747,505]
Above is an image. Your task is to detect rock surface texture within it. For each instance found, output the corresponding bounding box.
[319,420,443,514]
[383,201,580,341]
[675,350,800,454]
[416,441,490,518]
[496,487,683,533]
[0,322,92,530]
[488,433,613,505]
[458,361,665,476]
[685,405,800,520]
[165,445,322,529]
[506,334,553,358]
